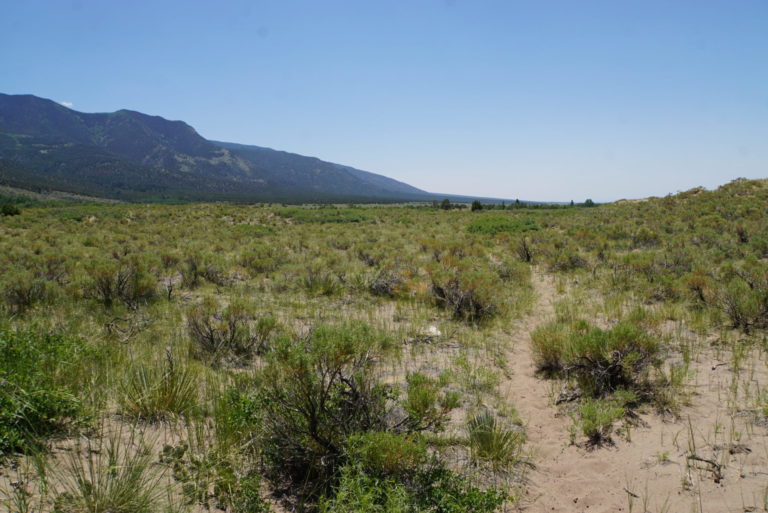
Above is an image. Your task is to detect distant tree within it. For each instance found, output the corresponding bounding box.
[500,201,506,210]
[584,199,595,207]
[440,199,452,210]
[514,199,522,209]
[1,204,21,216]
[570,200,574,207]
[470,200,483,212]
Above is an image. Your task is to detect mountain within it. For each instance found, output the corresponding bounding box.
[0,93,434,202]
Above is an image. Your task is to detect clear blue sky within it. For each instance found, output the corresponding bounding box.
[2,1,766,201]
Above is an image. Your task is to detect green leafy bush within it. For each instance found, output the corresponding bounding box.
[403,372,458,432]
[319,463,508,513]
[0,329,88,456]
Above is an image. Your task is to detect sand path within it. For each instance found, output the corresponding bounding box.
[500,271,768,513]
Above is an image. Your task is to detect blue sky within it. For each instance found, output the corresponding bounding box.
[2,0,766,201]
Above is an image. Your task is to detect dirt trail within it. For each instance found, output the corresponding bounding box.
[501,271,768,513]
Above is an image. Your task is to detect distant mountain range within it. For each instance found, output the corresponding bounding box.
[0,93,505,203]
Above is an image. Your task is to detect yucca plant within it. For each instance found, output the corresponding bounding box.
[53,428,168,513]
[467,410,524,471]
[120,351,198,422]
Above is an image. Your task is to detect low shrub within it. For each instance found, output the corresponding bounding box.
[428,260,502,323]
[277,207,371,224]
[187,298,276,364]
[87,259,157,308]
[255,322,393,503]
[302,266,340,296]
[403,372,459,432]
[570,398,625,446]
[2,272,51,314]
[531,319,658,397]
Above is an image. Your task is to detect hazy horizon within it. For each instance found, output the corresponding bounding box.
[2,1,766,202]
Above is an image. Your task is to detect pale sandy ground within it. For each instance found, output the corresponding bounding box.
[501,273,768,513]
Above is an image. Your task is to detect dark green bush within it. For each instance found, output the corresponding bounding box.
[1,204,21,216]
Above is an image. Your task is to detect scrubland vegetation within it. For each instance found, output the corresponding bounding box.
[1,178,768,512]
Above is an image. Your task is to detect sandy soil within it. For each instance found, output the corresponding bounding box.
[501,272,768,513]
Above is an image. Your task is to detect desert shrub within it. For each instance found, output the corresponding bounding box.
[2,272,51,314]
[187,298,276,364]
[467,410,524,470]
[531,319,658,397]
[181,253,204,288]
[302,266,340,296]
[716,266,768,332]
[346,432,427,476]
[254,322,394,505]
[403,373,459,432]
[238,245,284,275]
[467,216,539,236]
[570,398,625,446]
[515,236,535,263]
[368,268,404,298]
[493,256,531,283]
[119,351,199,421]
[0,329,88,456]
[87,259,157,308]
[428,259,502,323]
[546,247,590,272]
[631,227,661,248]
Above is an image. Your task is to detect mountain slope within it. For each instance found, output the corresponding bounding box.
[0,93,431,202]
